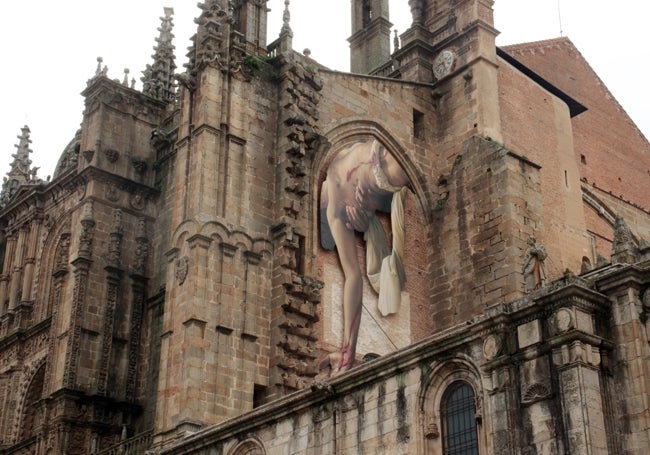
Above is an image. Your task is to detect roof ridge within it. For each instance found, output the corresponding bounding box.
[501,36,572,52]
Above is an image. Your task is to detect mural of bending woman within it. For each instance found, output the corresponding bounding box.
[320,137,411,375]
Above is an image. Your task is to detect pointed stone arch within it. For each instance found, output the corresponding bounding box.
[13,355,47,445]
[33,212,73,323]
[316,120,432,221]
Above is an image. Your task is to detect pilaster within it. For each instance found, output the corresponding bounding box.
[63,201,95,390]
[596,265,650,452]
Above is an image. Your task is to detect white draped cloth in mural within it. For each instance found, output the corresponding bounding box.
[364,187,407,316]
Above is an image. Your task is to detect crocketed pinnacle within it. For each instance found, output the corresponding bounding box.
[180,0,231,86]
[0,126,46,208]
[141,7,177,102]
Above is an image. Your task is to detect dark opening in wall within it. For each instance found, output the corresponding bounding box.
[413,109,425,140]
[253,384,267,408]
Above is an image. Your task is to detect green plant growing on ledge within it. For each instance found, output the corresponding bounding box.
[243,55,263,73]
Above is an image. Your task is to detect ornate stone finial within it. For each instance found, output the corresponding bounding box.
[0,125,46,207]
[95,57,103,76]
[279,0,293,53]
[393,30,400,51]
[141,7,177,102]
[123,68,130,86]
[282,0,292,33]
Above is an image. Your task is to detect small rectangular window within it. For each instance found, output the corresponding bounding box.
[413,109,425,140]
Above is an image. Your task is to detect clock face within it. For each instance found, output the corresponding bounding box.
[432,49,456,80]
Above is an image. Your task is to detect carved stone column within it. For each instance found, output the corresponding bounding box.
[8,227,27,311]
[126,217,149,403]
[545,293,611,454]
[43,230,70,395]
[98,209,124,397]
[64,201,95,389]
[0,231,16,327]
[596,266,650,452]
[0,274,9,335]
[20,216,41,304]
[481,328,520,455]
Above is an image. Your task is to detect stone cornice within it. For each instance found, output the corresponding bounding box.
[0,316,51,351]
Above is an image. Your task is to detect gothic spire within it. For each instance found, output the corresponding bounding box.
[0,126,46,208]
[141,7,177,102]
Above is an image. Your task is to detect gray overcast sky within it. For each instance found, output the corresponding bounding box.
[1,0,648,180]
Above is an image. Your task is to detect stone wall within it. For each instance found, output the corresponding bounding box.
[159,260,650,455]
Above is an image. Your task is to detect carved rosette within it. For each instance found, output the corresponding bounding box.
[483,333,503,361]
[552,308,574,335]
[105,185,119,202]
[130,193,145,211]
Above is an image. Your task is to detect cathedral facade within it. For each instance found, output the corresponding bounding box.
[1,1,649,454]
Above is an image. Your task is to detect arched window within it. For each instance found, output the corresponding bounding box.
[441,381,479,455]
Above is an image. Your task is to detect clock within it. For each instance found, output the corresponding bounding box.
[432,49,456,80]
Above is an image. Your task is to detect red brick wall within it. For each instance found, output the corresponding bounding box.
[503,38,650,252]
[499,56,590,276]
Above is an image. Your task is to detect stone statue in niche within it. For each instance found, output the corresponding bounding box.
[523,235,547,292]
[175,256,189,285]
[319,137,411,375]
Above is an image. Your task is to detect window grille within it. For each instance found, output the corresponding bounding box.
[441,381,479,455]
